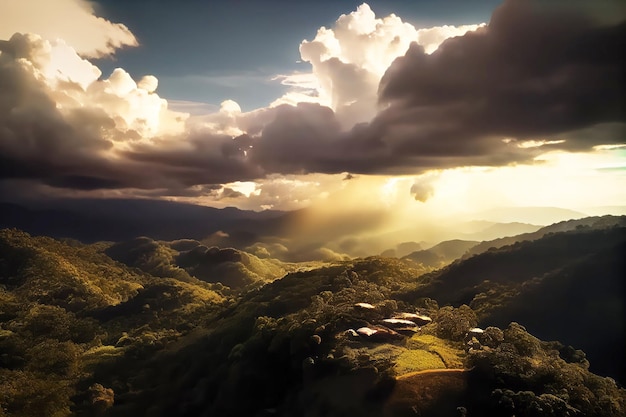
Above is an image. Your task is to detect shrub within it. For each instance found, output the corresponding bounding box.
[435,305,478,342]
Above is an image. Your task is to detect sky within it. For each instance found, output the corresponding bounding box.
[89,0,501,111]
[0,0,625,228]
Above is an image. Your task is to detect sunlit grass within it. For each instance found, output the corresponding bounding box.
[394,349,445,375]
[404,334,464,369]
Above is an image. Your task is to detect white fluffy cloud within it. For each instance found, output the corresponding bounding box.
[0,1,486,200]
[0,0,137,58]
[1,33,186,141]
[274,3,483,127]
[0,0,184,154]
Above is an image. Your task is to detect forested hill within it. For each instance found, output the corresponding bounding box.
[464,215,626,258]
[399,225,626,383]
[0,226,624,416]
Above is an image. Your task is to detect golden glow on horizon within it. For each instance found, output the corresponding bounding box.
[224,181,258,197]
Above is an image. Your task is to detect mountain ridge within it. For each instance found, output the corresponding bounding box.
[0,217,624,416]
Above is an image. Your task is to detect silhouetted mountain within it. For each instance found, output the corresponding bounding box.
[403,240,479,268]
[0,199,286,243]
[465,215,626,258]
[471,221,541,241]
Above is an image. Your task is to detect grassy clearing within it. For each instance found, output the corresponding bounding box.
[394,349,445,374]
[403,333,465,370]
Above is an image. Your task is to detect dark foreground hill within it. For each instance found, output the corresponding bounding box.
[0,226,624,416]
[399,225,626,383]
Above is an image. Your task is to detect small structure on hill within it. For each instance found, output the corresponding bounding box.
[356,326,403,342]
[382,318,420,334]
[393,312,432,326]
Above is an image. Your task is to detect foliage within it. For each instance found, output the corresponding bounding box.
[394,349,445,374]
[467,322,626,417]
[0,229,226,417]
[398,226,626,384]
[435,305,478,342]
[0,226,625,417]
[106,236,297,291]
[404,334,464,369]
[0,370,74,417]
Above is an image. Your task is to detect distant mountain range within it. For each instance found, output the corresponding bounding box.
[471,206,589,225]
[6,198,618,262]
[463,215,626,258]
[399,215,626,269]
[0,199,284,244]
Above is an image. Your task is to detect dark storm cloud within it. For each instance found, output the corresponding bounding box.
[122,133,264,186]
[241,0,625,176]
[1,0,624,199]
[0,34,251,195]
[374,0,625,164]
[249,103,342,174]
[0,34,118,192]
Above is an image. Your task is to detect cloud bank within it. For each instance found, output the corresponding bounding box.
[0,0,624,207]
[0,0,137,58]
[274,3,483,127]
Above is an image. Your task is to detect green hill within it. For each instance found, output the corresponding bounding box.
[0,226,624,417]
[105,236,297,290]
[0,229,225,417]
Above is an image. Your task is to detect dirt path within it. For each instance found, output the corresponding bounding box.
[396,367,468,380]
[385,368,470,415]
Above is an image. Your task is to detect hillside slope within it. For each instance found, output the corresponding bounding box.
[0,227,624,416]
[104,236,294,291]
[403,239,478,268]
[0,229,226,417]
[399,226,626,383]
[465,215,626,258]
[88,254,625,417]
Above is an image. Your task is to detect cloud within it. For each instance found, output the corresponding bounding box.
[249,103,343,174]
[251,0,626,178]
[0,0,137,58]
[375,0,625,168]
[219,187,245,199]
[0,1,624,207]
[274,3,483,127]
[0,32,189,192]
[410,175,439,203]
[256,0,624,178]
[186,100,246,137]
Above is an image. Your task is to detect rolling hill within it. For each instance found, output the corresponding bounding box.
[403,239,479,268]
[0,221,624,416]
